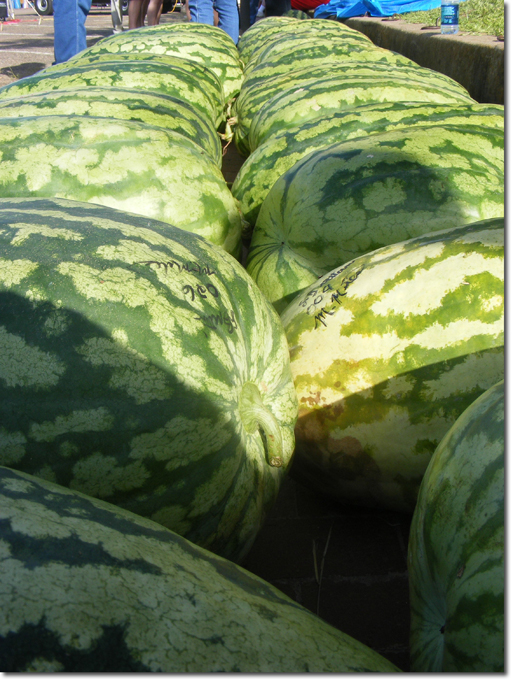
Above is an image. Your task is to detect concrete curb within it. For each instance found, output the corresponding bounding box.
[338,16,504,104]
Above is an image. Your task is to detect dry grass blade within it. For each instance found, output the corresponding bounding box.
[316,524,333,615]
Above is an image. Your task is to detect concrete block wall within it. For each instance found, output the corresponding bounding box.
[341,16,504,104]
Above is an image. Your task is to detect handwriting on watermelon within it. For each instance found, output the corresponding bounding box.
[138,259,216,276]
[138,258,234,334]
[195,309,238,336]
[182,283,219,302]
[298,266,364,329]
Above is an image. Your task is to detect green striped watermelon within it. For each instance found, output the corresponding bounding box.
[0,59,225,129]
[233,61,475,156]
[0,115,242,256]
[280,218,504,513]
[237,16,373,65]
[67,23,243,104]
[0,465,400,673]
[408,380,504,671]
[0,197,297,562]
[233,102,504,227]
[246,123,504,310]
[283,9,311,18]
[45,53,226,111]
[242,36,415,77]
[242,70,476,158]
[0,88,222,168]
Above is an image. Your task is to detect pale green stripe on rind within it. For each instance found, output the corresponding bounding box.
[233,102,504,227]
[0,88,223,168]
[0,116,242,257]
[0,197,297,562]
[408,381,504,672]
[281,218,504,513]
[0,465,400,672]
[247,124,504,310]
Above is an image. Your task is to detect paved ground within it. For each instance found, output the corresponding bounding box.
[0,5,187,86]
[0,7,414,672]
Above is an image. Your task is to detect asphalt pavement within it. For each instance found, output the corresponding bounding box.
[0,4,186,87]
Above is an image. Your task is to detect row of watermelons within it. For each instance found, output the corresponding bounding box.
[0,22,246,256]
[0,13,504,673]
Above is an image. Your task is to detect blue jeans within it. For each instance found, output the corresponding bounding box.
[188,0,240,45]
[53,0,93,64]
[249,0,258,24]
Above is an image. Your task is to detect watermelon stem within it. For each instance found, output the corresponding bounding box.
[239,382,283,467]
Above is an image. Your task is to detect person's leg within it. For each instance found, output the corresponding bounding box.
[111,0,124,32]
[155,0,163,23]
[141,0,150,23]
[128,0,144,27]
[146,0,162,24]
[264,0,290,15]
[249,0,259,24]
[53,0,92,64]
[188,0,214,28]
[213,0,239,43]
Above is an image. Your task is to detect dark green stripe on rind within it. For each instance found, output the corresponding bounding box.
[233,102,504,227]
[247,124,504,309]
[0,115,242,255]
[0,197,296,561]
[281,218,504,513]
[0,88,222,167]
[0,466,400,672]
[408,381,504,672]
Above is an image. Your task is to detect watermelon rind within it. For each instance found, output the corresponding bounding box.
[0,59,225,129]
[0,465,400,673]
[0,88,223,168]
[237,16,373,65]
[0,197,297,561]
[233,60,475,156]
[64,25,244,105]
[0,115,242,256]
[280,217,504,513]
[408,380,504,672]
[242,35,415,77]
[233,102,504,228]
[246,123,504,310]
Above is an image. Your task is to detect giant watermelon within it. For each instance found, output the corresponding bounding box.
[71,22,244,104]
[233,102,504,228]
[247,123,504,311]
[0,58,225,129]
[408,380,504,671]
[242,66,475,157]
[0,115,242,257]
[280,218,504,513]
[0,465,400,673]
[233,60,475,156]
[237,16,373,65]
[0,88,222,168]
[0,198,298,563]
